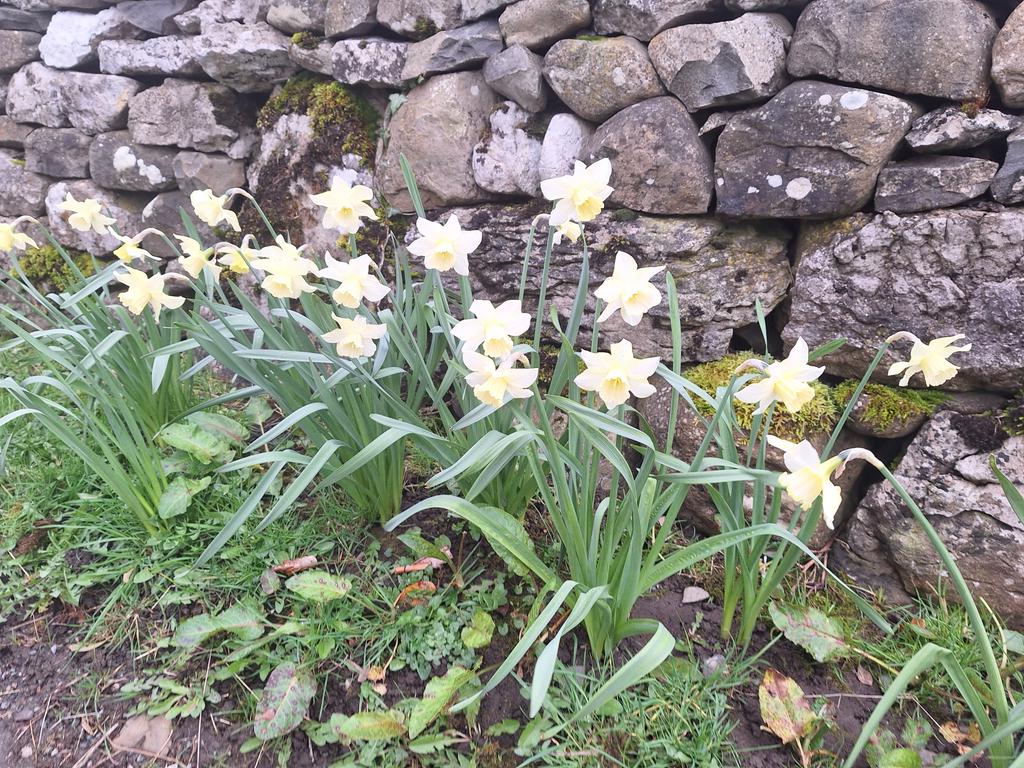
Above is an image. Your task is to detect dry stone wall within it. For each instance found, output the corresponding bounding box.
[1,0,1024,622]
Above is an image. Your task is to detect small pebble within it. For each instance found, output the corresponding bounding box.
[20,745,33,759]
[702,654,727,678]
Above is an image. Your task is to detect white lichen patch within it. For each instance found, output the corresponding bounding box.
[766,174,783,188]
[112,145,166,185]
[840,90,869,110]
[785,177,813,199]
[817,94,833,106]
[747,186,759,193]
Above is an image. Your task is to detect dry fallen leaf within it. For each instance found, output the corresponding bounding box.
[392,547,452,575]
[272,555,318,576]
[111,715,172,756]
[855,665,873,686]
[394,580,437,607]
[939,721,980,756]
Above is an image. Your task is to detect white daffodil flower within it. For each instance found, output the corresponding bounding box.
[190,189,240,232]
[734,338,825,414]
[175,235,222,281]
[250,236,318,299]
[463,351,538,409]
[316,253,389,309]
[115,267,184,320]
[552,220,582,245]
[407,214,482,276]
[58,193,115,234]
[766,435,844,529]
[0,220,36,253]
[574,339,660,409]
[452,299,531,359]
[540,158,614,226]
[887,332,971,387]
[216,236,258,275]
[309,177,377,235]
[594,251,665,326]
[322,314,387,358]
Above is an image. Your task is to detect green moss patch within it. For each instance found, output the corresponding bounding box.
[16,245,94,292]
[833,381,947,433]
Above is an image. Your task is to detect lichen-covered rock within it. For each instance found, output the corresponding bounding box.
[401,19,501,79]
[873,156,997,213]
[840,411,1024,627]
[905,107,1023,154]
[193,21,298,92]
[726,0,808,9]
[584,96,712,215]
[0,30,40,73]
[174,0,272,33]
[288,38,334,75]
[0,150,48,216]
[591,0,717,41]
[377,71,498,211]
[461,0,508,21]
[6,63,143,135]
[498,0,590,50]
[472,101,542,197]
[538,112,593,181]
[992,127,1024,206]
[783,207,1024,392]
[127,79,256,158]
[172,150,246,195]
[993,5,1024,109]
[483,44,547,112]
[325,0,376,37]
[376,0,462,38]
[45,179,148,255]
[267,0,327,33]
[98,36,203,77]
[715,81,915,218]
[25,127,93,178]
[787,0,998,101]
[90,130,178,192]
[0,116,32,149]
[648,14,792,112]
[0,8,51,33]
[39,9,144,69]
[332,37,407,87]
[116,0,195,35]
[543,37,665,123]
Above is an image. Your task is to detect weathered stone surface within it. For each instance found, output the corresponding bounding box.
[288,39,334,75]
[538,112,593,181]
[543,37,665,123]
[39,9,144,69]
[585,96,712,215]
[267,0,327,32]
[0,74,9,114]
[172,150,245,194]
[117,0,196,34]
[378,71,499,211]
[98,36,203,77]
[0,116,32,149]
[461,0,508,21]
[905,107,1023,154]
[90,131,178,192]
[649,14,791,112]
[840,411,1024,628]
[0,30,40,73]
[45,180,148,255]
[787,0,998,101]
[0,150,48,216]
[499,0,590,50]
[726,0,808,9]
[874,156,998,213]
[0,8,52,33]
[140,190,216,257]
[332,37,407,87]
[402,19,501,79]
[483,44,547,112]
[715,81,915,218]
[6,64,143,134]
[25,127,93,177]
[193,21,298,92]
[698,106,758,137]
[174,0,271,33]
[783,207,1024,392]
[472,101,541,197]
[128,79,256,158]
[592,0,717,41]
[992,127,1024,205]
[325,0,376,36]
[993,5,1024,108]
[376,0,462,37]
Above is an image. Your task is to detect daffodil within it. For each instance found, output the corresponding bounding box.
[734,338,824,414]
[322,314,387,358]
[58,193,115,234]
[766,436,844,529]
[115,267,184,320]
[574,339,660,409]
[552,220,582,246]
[190,189,240,232]
[452,299,531,358]
[309,177,377,234]
[594,251,665,326]
[540,158,614,226]
[887,332,971,387]
[216,236,258,275]
[0,221,36,253]
[463,351,538,408]
[175,235,222,281]
[250,236,318,299]
[407,214,481,276]
[112,231,158,263]
[316,253,389,309]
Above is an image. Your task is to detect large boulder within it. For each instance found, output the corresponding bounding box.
[266,0,327,33]
[543,37,665,123]
[89,130,178,192]
[649,13,792,112]
[498,0,591,50]
[39,9,143,69]
[783,207,1024,392]
[993,5,1024,109]
[873,156,998,213]
[905,107,1023,154]
[0,30,40,73]
[471,101,542,197]
[714,81,915,218]
[24,127,93,178]
[44,179,148,255]
[483,44,548,113]
[584,96,713,214]
[787,0,998,101]
[97,36,204,77]
[332,37,408,88]
[537,112,594,181]
[192,21,298,92]
[591,0,718,41]
[375,0,462,38]
[377,71,499,212]
[0,150,48,216]
[992,127,1024,205]
[840,411,1024,628]
[401,19,502,80]
[127,79,256,158]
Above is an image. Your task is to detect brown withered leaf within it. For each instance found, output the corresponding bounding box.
[394,580,436,608]
[392,547,453,575]
[759,668,818,747]
[272,555,318,576]
[939,721,980,756]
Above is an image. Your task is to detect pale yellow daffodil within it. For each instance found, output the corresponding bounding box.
[407,214,481,276]
[766,436,844,529]
[452,299,531,358]
[112,230,160,263]
[887,332,971,387]
[574,339,660,409]
[250,236,318,299]
[115,267,184,320]
[0,221,36,253]
[58,193,115,234]
[540,158,614,226]
[190,189,240,232]
[734,338,824,414]
[216,236,258,275]
[594,251,665,326]
[316,253,389,309]
[552,220,582,246]
[322,314,387,358]
[175,235,222,281]
[309,177,377,234]
[463,351,538,409]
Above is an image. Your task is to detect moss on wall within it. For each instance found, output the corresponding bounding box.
[15,245,94,292]
[833,380,947,433]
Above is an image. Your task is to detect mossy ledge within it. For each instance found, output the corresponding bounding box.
[833,380,947,433]
[15,245,94,292]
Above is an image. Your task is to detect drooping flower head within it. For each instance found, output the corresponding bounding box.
[463,351,538,409]
[766,436,844,529]
[112,230,161,263]
[734,338,825,414]
[452,299,531,359]
[407,214,482,276]
[322,314,387,359]
[309,176,377,235]
[552,220,582,246]
[0,218,37,254]
[316,253,389,309]
[190,189,240,232]
[540,158,613,226]
[58,193,115,234]
[175,235,222,281]
[594,251,665,326]
[115,267,185,320]
[574,339,660,409]
[217,236,258,275]
[250,235,318,299]
[887,332,971,387]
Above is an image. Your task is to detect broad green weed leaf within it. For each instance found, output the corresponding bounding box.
[285,570,352,602]
[409,666,476,738]
[758,668,819,747]
[769,602,849,663]
[157,476,212,519]
[214,601,265,642]
[254,663,316,740]
[330,710,406,741]
[461,610,494,650]
[157,423,232,465]
[187,412,247,444]
[172,613,220,649]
